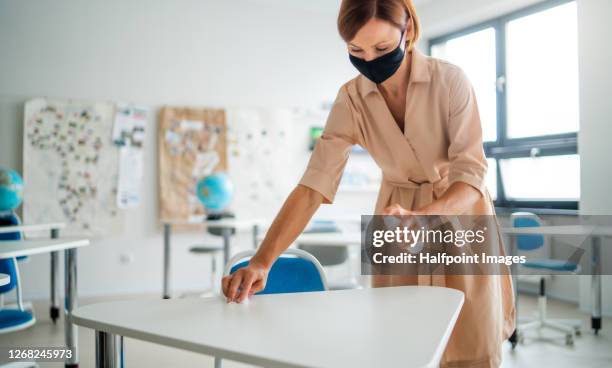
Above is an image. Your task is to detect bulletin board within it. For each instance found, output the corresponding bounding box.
[158,107,227,225]
[23,98,123,237]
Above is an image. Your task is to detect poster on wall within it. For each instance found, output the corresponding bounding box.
[158,106,227,228]
[112,104,148,209]
[23,98,123,236]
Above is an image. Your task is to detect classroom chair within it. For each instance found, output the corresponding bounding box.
[298,220,360,290]
[0,212,36,333]
[511,212,581,346]
[0,212,34,314]
[185,213,235,297]
[215,248,328,368]
[185,245,223,297]
[0,212,28,262]
[0,257,36,333]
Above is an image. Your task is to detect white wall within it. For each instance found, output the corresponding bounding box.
[0,0,372,299]
[576,0,612,316]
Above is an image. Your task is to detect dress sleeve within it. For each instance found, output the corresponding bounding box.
[298,88,357,204]
[447,67,488,197]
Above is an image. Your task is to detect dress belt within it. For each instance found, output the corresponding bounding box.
[382,177,439,207]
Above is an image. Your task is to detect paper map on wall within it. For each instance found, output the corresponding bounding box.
[158,107,227,227]
[23,98,123,236]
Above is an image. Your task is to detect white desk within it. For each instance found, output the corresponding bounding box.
[256,232,362,247]
[0,222,65,234]
[294,232,362,247]
[0,273,9,287]
[73,286,464,368]
[160,217,266,299]
[0,222,66,324]
[501,225,612,334]
[0,238,89,368]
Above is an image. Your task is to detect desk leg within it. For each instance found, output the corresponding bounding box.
[95,331,123,368]
[64,248,78,368]
[50,228,60,324]
[163,223,171,299]
[222,228,231,266]
[252,224,259,249]
[50,251,60,323]
[509,235,519,348]
[591,236,602,334]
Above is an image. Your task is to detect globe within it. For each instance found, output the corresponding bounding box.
[196,173,233,212]
[0,167,24,212]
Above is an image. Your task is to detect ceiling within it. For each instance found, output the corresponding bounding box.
[245,0,436,14]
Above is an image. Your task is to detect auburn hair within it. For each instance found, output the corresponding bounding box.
[337,0,421,51]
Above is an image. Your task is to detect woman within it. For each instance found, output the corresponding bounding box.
[222,0,515,366]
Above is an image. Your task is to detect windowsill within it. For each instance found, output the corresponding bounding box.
[494,207,579,216]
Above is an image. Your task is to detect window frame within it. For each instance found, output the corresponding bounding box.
[428,0,578,210]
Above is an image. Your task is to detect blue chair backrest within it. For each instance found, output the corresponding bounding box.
[513,216,544,251]
[0,258,17,293]
[0,212,21,293]
[0,212,22,241]
[230,256,325,295]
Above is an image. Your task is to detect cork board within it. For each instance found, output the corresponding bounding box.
[158,107,227,227]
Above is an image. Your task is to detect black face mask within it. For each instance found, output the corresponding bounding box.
[349,30,406,84]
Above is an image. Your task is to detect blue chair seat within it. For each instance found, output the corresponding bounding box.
[0,309,35,332]
[522,259,579,272]
[230,257,325,295]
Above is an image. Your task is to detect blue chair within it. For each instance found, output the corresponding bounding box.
[215,248,327,368]
[225,248,328,294]
[0,212,28,262]
[511,212,581,346]
[0,216,36,333]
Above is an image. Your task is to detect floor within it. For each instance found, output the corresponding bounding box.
[1,293,610,368]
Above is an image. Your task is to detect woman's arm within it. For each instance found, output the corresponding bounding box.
[222,185,324,303]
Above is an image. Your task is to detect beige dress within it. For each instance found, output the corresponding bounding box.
[299,48,516,367]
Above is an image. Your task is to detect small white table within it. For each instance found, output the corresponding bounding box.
[501,225,612,335]
[160,217,266,299]
[0,273,9,287]
[0,223,66,323]
[73,286,464,368]
[0,238,89,368]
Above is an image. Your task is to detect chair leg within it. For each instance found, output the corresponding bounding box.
[214,357,222,368]
[518,277,581,346]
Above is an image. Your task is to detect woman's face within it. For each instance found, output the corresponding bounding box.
[348,17,410,62]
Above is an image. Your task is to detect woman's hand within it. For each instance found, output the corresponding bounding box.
[383,204,425,231]
[221,261,269,304]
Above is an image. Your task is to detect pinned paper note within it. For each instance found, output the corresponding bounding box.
[113,104,148,208]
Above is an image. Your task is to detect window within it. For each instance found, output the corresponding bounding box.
[500,155,580,201]
[431,28,497,142]
[430,0,579,210]
[505,3,579,138]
